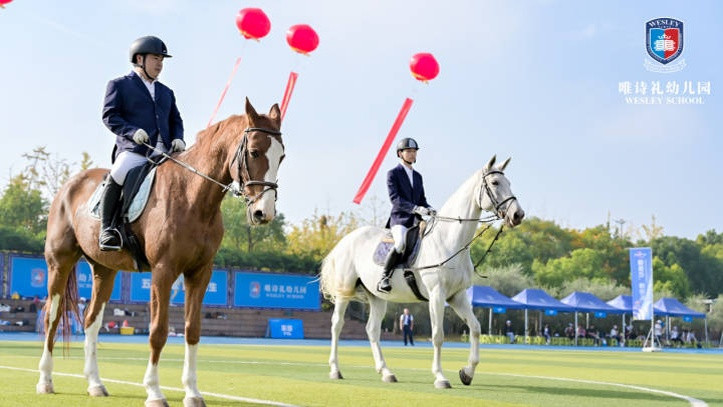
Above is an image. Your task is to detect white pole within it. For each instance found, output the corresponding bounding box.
[488,308,492,334]
[574,312,578,346]
[524,309,528,345]
[622,313,626,346]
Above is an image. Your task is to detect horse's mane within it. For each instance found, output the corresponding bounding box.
[191,114,249,156]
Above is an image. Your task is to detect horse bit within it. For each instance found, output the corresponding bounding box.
[143,126,282,204]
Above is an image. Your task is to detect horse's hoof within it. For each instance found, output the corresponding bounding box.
[459,369,473,386]
[434,380,452,389]
[36,382,54,394]
[330,371,344,380]
[183,396,207,407]
[88,385,109,397]
[145,399,170,407]
[382,374,398,383]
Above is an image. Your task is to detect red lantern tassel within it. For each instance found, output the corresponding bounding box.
[280,71,299,122]
[353,97,414,204]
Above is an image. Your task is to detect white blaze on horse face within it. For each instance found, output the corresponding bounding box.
[250,137,283,223]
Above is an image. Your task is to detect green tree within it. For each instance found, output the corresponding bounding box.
[651,257,691,298]
[532,248,605,287]
[471,217,572,275]
[285,211,360,263]
[219,194,286,252]
[554,277,628,301]
[0,174,47,235]
[479,263,534,297]
[652,236,722,297]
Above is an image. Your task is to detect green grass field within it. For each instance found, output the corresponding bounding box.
[0,340,720,406]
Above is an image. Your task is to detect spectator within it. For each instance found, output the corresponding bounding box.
[654,319,663,345]
[576,324,586,342]
[543,324,551,345]
[399,308,414,346]
[609,324,621,345]
[587,324,601,346]
[505,320,515,344]
[670,326,683,347]
[564,323,575,340]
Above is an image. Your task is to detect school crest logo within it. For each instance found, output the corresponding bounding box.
[249,281,261,298]
[31,268,46,288]
[644,18,685,72]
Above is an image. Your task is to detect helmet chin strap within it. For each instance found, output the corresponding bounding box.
[138,55,156,81]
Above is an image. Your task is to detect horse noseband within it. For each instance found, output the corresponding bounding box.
[231,127,283,205]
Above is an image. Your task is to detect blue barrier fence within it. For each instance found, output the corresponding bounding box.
[3,253,320,311]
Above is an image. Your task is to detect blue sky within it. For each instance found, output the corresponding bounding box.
[0,1,720,240]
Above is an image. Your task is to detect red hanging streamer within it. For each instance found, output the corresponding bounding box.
[207,57,242,128]
[280,71,299,122]
[352,97,414,204]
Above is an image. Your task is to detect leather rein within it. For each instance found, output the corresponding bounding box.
[142,126,282,204]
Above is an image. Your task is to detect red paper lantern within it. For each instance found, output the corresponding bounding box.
[409,52,440,82]
[0,0,13,8]
[235,8,270,40]
[286,24,319,55]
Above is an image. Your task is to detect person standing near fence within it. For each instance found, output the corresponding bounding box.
[400,308,414,346]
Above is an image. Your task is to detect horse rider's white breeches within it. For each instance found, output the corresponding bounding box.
[391,224,409,254]
[110,141,168,185]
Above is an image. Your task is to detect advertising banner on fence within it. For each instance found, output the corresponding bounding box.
[130,270,228,305]
[77,261,122,301]
[9,255,120,300]
[630,247,654,320]
[233,271,320,310]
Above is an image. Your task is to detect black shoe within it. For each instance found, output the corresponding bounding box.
[99,228,122,251]
[377,277,392,293]
[98,176,123,251]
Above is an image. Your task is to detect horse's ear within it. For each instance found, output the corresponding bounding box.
[498,157,511,171]
[268,103,281,125]
[484,155,497,172]
[245,97,259,124]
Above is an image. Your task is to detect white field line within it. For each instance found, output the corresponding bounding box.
[0,365,298,407]
[1,355,709,407]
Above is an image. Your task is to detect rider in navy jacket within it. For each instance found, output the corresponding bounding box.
[378,138,435,293]
[97,36,185,251]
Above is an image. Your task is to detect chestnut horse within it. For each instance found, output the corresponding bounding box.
[36,99,284,407]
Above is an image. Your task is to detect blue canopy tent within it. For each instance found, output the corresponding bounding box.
[467,286,525,334]
[561,291,624,345]
[654,297,708,343]
[512,289,575,343]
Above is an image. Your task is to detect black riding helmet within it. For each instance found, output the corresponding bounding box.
[129,36,172,64]
[396,137,419,157]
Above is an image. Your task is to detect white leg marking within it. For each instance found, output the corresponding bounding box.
[143,359,165,403]
[36,293,61,393]
[84,302,106,390]
[182,343,202,399]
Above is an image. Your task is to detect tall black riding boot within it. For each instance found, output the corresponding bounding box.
[377,250,401,293]
[98,177,123,251]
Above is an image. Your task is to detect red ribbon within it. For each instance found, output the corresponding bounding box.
[207,57,242,128]
[353,97,414,204]
[280,71,299,122]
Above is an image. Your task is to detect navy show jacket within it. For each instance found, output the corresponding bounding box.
[386,163,430,228]
[102,71,183,160]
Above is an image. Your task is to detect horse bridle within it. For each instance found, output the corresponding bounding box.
[230,127,283,205]
[480,170,517,220]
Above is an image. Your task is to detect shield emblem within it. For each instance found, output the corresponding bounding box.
[646,18,684,65]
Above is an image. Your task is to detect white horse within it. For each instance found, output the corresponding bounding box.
[320,155,524,388]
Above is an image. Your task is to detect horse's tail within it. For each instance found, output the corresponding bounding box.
[59,265,80,354]
[319,252,337,303]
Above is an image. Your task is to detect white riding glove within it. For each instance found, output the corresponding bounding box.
[132,129,149,145]
[428,207,437,216]
[171,139,186,152]
[413,206,430,216]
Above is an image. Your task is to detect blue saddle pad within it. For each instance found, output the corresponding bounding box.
[372,226,423,267]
